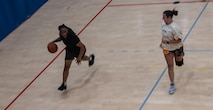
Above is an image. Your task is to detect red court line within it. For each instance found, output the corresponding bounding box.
[78,0,112,36]
[4,0,112,110]
[108,0,208,7]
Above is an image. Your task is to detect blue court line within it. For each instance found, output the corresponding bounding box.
[185,49,213,52]
[183,2,209,42]
[138,2,209,110]
[108,49,213,53]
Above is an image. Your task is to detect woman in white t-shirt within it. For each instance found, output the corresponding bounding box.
[160,9,184,95]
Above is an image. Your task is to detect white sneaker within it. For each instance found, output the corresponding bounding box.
[169,84,176,94]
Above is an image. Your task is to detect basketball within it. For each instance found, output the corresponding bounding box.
[47,43,58,53]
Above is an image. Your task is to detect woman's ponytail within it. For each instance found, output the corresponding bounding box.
[172,9,178,16]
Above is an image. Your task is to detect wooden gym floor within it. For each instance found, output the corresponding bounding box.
[0,0,213,110]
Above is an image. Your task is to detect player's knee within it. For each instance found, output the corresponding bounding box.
[175,59,184,66]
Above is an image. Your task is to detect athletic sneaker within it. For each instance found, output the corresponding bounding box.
[89,54,95,66]
[58,83,67,91]
[169,84,176,94]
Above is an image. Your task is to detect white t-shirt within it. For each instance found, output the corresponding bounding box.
[161,21,183,51]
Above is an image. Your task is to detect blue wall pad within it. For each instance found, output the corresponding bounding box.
[0,0,48,41]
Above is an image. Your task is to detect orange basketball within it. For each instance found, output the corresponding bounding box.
[47,43,58,53]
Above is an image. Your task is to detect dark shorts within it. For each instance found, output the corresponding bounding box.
[65,48,86,60]
[169,46,184,56]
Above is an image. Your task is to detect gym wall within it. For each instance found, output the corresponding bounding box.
[0,0,48,41]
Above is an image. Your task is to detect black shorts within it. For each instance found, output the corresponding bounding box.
[169,46,184,56]
[65,48,86,60]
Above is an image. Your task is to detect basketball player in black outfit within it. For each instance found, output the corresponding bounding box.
[50,24,95,91]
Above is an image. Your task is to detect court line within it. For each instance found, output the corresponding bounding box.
[185,49,213,52]
[108,0,202,7]
[4,0,112,110]
[138,1,209,110]
[107,49,213,53]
